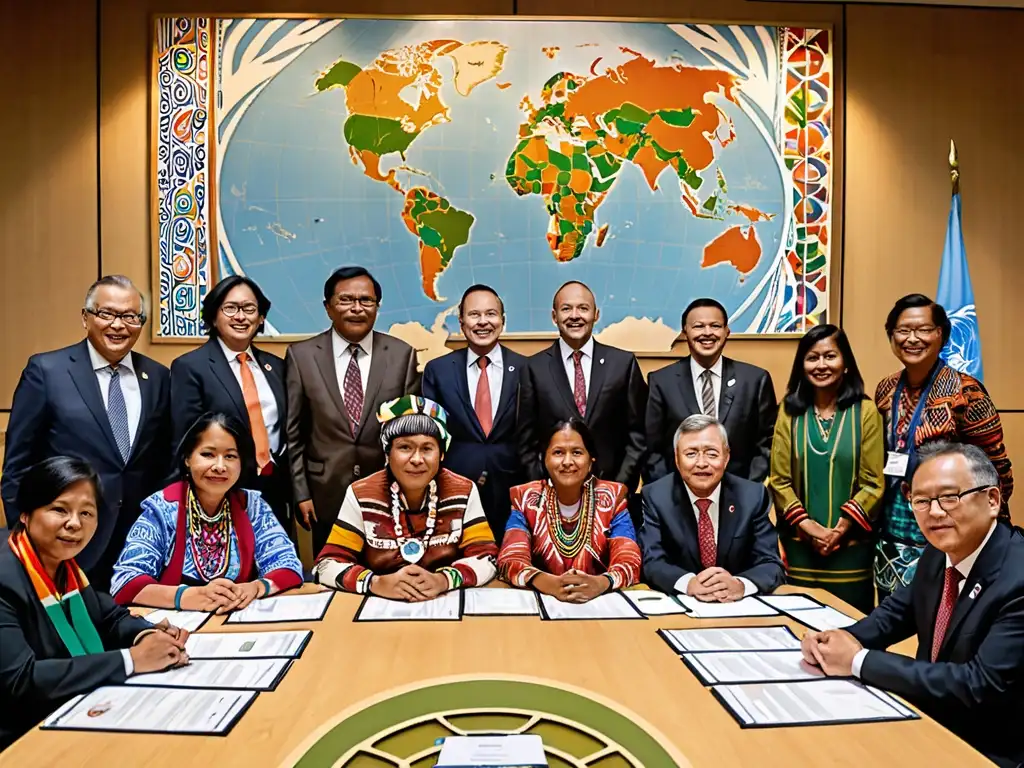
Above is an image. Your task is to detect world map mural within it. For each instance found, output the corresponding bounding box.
[153,18,834,345]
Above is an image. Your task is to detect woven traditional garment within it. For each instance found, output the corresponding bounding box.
[498,478,641,590]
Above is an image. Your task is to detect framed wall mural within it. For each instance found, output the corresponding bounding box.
[152,17,835,348]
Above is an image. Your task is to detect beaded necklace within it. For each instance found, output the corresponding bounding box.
[544,477,595,560]
[390,479,438,563]
[186,487,233,582]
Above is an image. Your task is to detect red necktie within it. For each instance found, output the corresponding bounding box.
[931,566,964,661]
[572,350,587,416]
[475,356,493,436]
[695,498,717,568]
[343,344,364,436]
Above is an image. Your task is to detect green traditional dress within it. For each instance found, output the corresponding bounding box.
[769,400,885,614]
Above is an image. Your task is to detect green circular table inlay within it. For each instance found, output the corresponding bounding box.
[293,679,682,767]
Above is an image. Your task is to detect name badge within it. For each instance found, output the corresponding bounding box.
[883,451,910,478]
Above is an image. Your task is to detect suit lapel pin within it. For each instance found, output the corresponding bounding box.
[141,371,149,380]
[599,358,605,365]
[728,505,735,514]
[969,583,982,600]
[508,365,515,372]
[727,378,735,387]
[264,363,272,372]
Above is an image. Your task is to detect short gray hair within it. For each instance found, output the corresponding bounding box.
[672,413,729,451]
[912,441,1000,489]
[84,275,147,320]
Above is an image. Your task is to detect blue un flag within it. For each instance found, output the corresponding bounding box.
[937,192,984,381]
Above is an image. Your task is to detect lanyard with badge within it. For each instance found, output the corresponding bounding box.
[884,362,944,479]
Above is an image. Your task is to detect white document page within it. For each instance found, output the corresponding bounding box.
[42,686,255,734]
[622,590,689,615]
[539,591,642,620]
[225,591,333,624]
[677,594,780,618]
[789,605,859,631]
[757,594,821,611]
[143,609,211,633]
[714,679,916,726]
[662,626,801,653]
[463,588,539,616]
[127,658,291,690]
[357,592,462,621]
[436,735,546,767]
[185,630,310,659]
[683,651,825,685]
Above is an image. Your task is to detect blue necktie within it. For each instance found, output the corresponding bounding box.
[107,365,132,462]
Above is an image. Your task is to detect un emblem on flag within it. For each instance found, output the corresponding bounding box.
[942,304,981,378]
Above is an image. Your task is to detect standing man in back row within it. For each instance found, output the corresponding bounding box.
[518,281,648,520]
[286,267,420,555]
[423,284,525,539]
[645,298,776,485]
[2,276,171,589]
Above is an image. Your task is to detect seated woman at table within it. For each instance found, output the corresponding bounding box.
[110,412,303,611]
[498,418,642,602]
[0,457,188,751]
[314,396,498,599]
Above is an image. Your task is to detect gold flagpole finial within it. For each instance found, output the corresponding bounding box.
[949,139,960,196]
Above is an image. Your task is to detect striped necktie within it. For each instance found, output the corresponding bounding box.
[107,365,132,462]
[700,369,716,419]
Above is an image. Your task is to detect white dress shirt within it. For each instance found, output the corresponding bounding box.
[851,521,998,677]
[691,355,724,415]
[672,484,758,597]
[332,330,373,406]
[87,341,142,446]
[558,336,594,396]
[467,345,503,419]
[217,338,281,453]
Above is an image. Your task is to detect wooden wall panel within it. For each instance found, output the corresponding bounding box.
[0,0,98,409]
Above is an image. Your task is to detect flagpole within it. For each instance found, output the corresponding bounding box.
[949,138,959,196]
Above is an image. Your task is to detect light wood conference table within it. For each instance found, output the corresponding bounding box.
[0,584,991,767]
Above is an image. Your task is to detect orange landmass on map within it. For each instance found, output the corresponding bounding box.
[496,81,512,90]
[565,53,739,183]
[596,223,610,247]
[352,148,402,191]
[542,46,561,59]
[703,225,762,275]
[729,203,774,223]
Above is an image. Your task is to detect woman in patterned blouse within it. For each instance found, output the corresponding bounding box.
[874,294,1013,601]
[499,418,642,602]
[314,396,498,599]
[110,412,303,610]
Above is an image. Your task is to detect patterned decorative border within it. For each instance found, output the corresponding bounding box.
[780,27,833,332]
[154,17,212,339]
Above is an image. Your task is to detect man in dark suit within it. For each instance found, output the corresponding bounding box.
[422,284,524,539]
[518,281,648,517]
[286,266,419,554]
[169,275,291,531]
[639,413,784,600]
[1,276,171,589]
[802,442,1024,767]
[645,298,776,484]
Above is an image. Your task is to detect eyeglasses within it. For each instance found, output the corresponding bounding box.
[908,485,993,514]
[893,325,938,340]
[221,302,260,318]
[85,308,145,327]
[332,295,378,309]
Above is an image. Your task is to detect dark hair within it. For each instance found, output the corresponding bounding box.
[201,276,272,337]
[552,280,594,310]
[459,284,504,317]
[540,418,600,478]
[176,412,255,491]
[783,324,867,416]
[13,457,104,532]
[884,293,951,345]
[323,266,382,305]
[907,440,1000,491]
[681,298,728,328]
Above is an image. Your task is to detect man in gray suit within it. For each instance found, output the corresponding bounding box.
[286,266,419,554]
